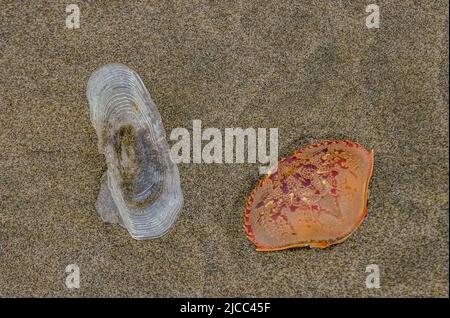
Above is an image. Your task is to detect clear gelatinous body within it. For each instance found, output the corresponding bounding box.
[87,63,183,239]
[244,140,374,251]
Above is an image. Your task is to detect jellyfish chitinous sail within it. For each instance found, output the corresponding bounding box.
[87,63,183,239]
[244,140,374,251]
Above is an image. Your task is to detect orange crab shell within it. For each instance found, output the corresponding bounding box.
[243,140,374,252]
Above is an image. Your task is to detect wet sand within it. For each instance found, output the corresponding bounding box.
[0,1,448,297]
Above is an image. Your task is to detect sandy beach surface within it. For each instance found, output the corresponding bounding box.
[0,1,448,297]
